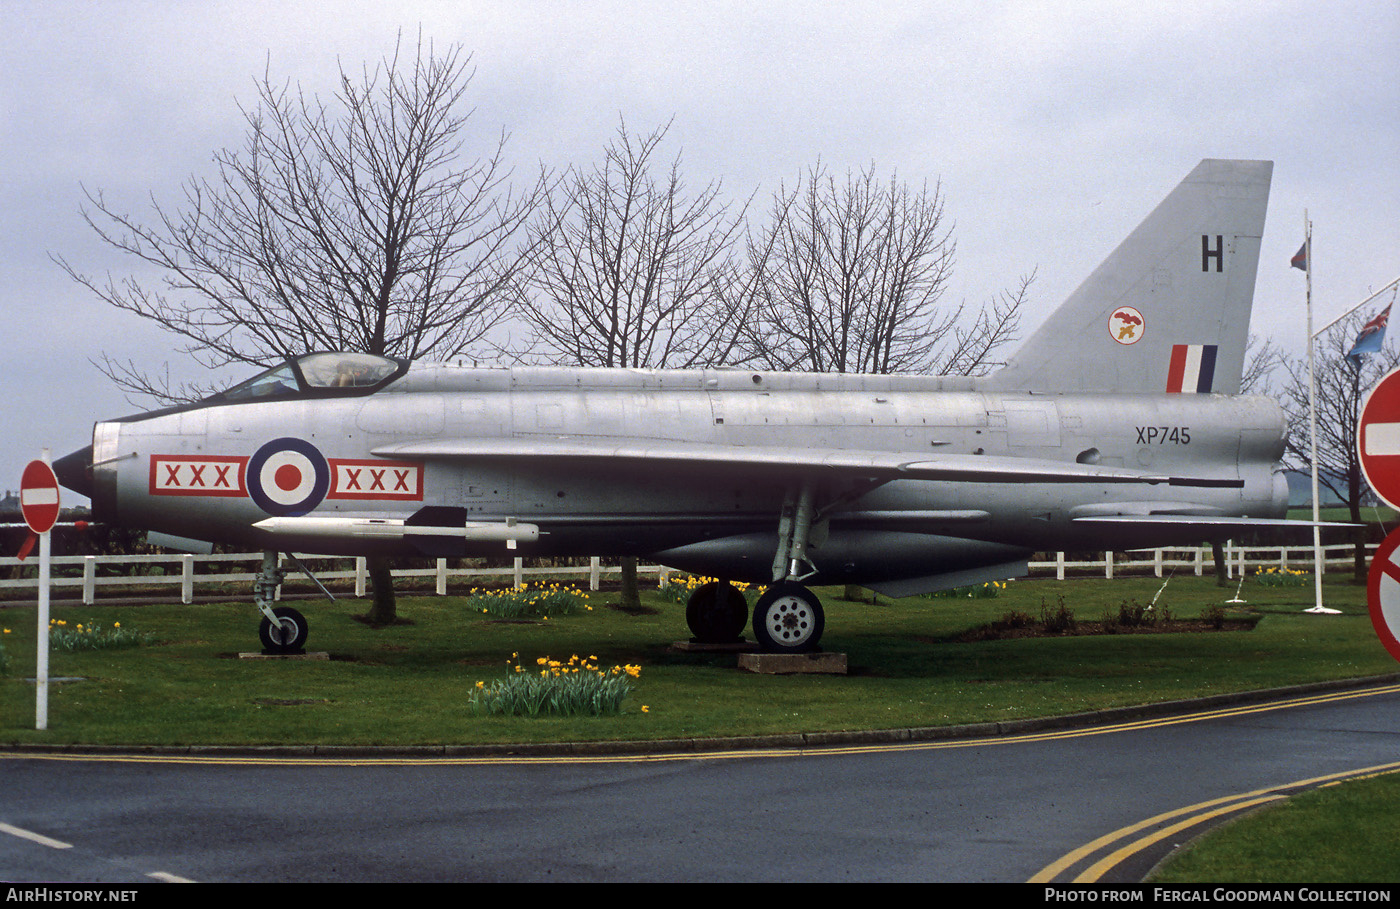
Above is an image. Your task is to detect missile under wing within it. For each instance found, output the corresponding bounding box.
[55,159,1303,654]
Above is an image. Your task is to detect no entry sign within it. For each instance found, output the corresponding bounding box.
[1359,366,1400,511]
[1368,527,1400,664]
[20,459,60,534]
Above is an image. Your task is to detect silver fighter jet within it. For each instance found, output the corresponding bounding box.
[55,159,1307,654]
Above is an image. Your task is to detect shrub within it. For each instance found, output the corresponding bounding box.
[466,583,590,619]
[994,610,1034,629]
[469,653,642,717]
[927,582,1006,599]
[1115,600,1152,627]
[47,619,157,652]
[664,575,760,605]
[1040,597,1077,634]
[1255,567,1311,588]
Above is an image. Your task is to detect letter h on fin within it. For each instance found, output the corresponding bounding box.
[1202,234,1224,272]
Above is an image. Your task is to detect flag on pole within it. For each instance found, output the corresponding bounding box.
[1291,242,1308,271]
[1347,302,1393,364]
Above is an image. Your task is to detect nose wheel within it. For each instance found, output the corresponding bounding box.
[258,606,309,654]
[752,581,824,653]
[253,550,310,654]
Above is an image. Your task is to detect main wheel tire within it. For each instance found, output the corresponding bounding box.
[685,581,749,643]
[258,606,309,654]
[752,581,824,653]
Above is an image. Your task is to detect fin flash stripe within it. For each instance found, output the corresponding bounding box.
[1166,345,1218,394]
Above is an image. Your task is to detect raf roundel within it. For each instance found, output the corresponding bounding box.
[247,438,331,516]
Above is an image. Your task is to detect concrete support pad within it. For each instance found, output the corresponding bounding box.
[670,640,759,653]
[739,651,847,675]
[238,651,330,661]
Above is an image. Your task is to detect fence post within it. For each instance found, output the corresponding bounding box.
[355,557,366,597]
[1056,551,1065,581]
[1105,551,1113,580]
[1194,547,1204,576]
[513,557,523,588]
[1153,549,1163,578]
[181,554,194,604]
[589,556,601,591]
[436,558,447,596]
[82,556,96,605]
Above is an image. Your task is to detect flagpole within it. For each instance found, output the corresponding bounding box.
[1313,275,1400,337]
[1303,213,1332,613]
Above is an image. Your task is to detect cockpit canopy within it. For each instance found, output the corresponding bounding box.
[218,353,407,402]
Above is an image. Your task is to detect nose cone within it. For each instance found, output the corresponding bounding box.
[53,444,94,499]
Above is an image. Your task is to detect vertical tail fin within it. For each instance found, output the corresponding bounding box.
[987,159,1272,395]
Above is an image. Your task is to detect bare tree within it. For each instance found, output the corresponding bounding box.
[56,33,546,403]
[1279,311,1400,582]
[513,118,761,370]
[55,34,547,623]
[511,119,766,607]
[741,163,1026,377]
[1241,334,1284,395]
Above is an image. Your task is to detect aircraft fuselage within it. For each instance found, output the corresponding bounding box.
[82,363,1288,595]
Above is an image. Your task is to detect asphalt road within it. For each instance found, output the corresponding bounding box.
[4,682,1400,884]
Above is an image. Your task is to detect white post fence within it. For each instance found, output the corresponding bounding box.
[0,542,1376,605]
[0,552,679,605]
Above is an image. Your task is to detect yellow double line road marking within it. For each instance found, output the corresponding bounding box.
[1031,759,1400,883]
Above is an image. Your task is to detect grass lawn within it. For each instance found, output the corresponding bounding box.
[1151,770,1400,884]
[1,574,1393,747]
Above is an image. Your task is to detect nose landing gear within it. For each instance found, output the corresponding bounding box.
[253,550,310,654]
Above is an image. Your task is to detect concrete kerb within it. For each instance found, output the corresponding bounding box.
[5,673,1399,761]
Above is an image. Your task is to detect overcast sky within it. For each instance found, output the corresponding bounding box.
[4,0,1397,502]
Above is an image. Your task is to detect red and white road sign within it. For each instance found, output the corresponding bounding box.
[1359,366,1400,511]
[20,459,60,534]
[1368,527,1400,664]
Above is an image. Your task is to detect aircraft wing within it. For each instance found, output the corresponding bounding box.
[370,436,1241,488]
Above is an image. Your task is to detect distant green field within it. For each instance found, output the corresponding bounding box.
[1287,505,1397,524]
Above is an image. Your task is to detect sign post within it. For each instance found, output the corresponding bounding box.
[21,453,60,730]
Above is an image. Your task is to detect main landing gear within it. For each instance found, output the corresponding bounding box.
[684,480,831,654]
[685,579,826,654]
[752,581,824,653]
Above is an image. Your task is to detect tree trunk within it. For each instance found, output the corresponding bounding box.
[619,556,641,610]
[843,584,866,602]
[364,556,398,624]
[1211,541,1228,587]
